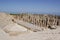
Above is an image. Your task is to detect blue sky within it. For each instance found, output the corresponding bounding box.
[0,0,60,15]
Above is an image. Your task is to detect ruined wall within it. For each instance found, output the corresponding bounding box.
[11,14,60,29]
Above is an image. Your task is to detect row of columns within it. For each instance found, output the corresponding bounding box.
[13,14,60,28]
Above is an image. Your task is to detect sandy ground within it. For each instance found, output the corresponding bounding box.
[0,26,60,40]
[3,22,32,36]
[9,26,60,40]
[0,28,11,40]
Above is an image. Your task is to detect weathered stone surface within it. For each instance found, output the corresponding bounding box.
[0,13,12,29]
[11,13,60,29]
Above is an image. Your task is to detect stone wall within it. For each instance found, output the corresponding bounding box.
[11,14,60,29]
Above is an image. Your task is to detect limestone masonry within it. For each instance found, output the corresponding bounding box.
[11,13,60,29]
